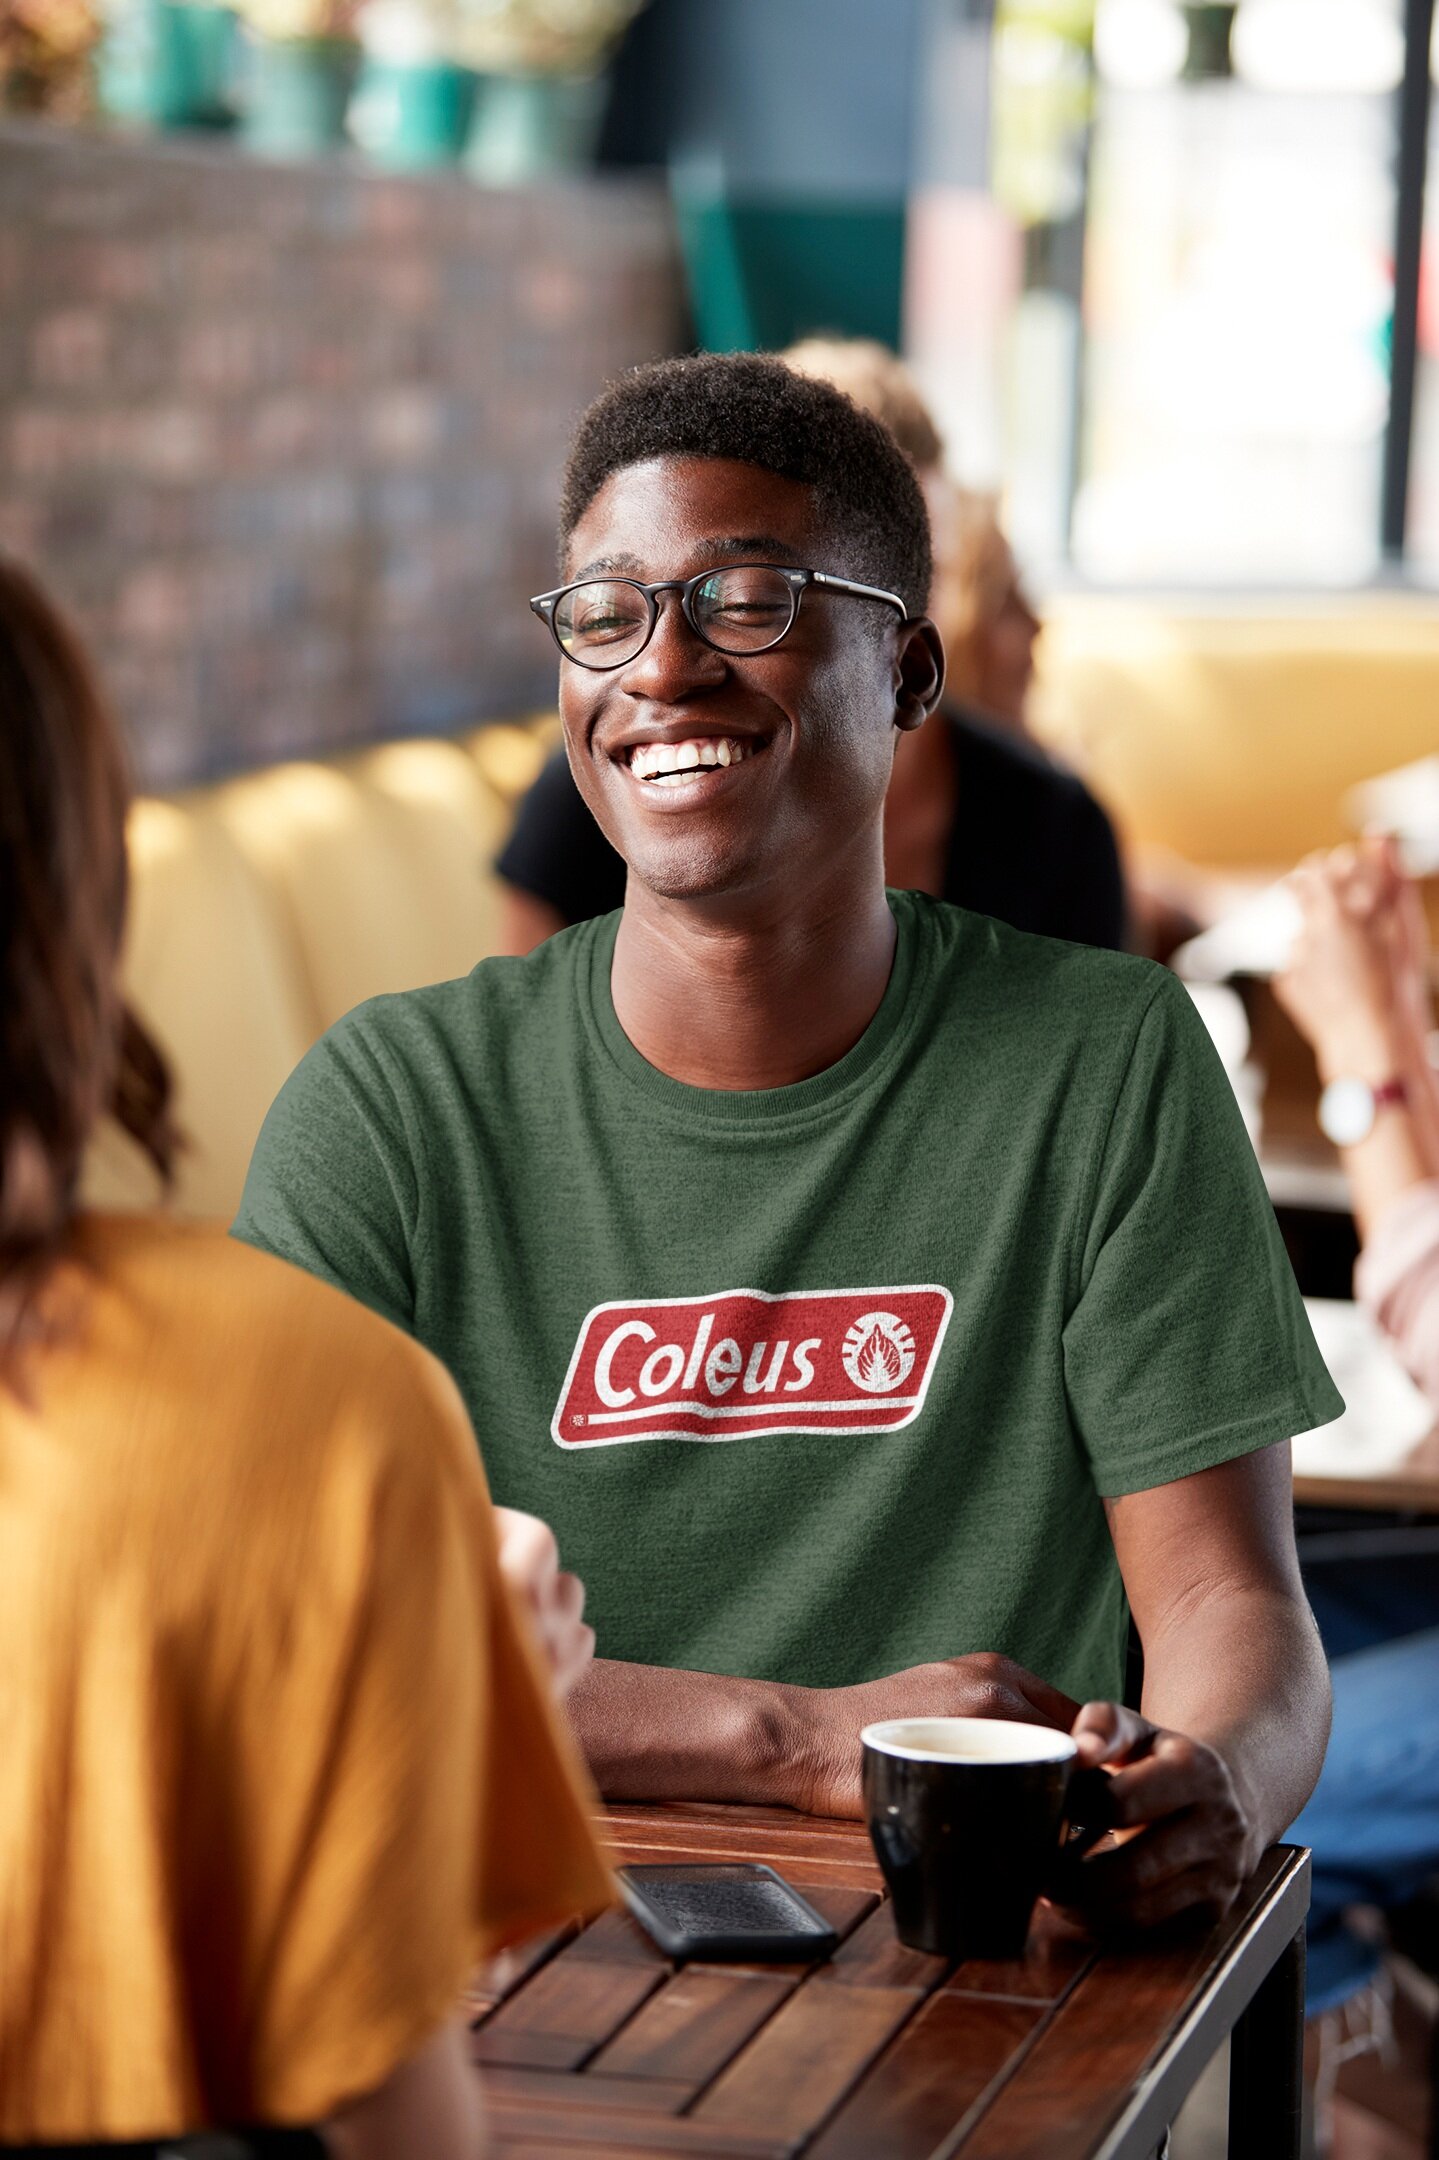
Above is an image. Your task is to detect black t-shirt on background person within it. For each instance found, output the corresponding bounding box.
[495,707,1128,951]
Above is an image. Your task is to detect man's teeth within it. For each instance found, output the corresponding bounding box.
[629,737,754,783]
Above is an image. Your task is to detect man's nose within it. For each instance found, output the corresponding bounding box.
[616,591,727,699]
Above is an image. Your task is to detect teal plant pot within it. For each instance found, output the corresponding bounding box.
[465,70,605,185]
[97,0,236,127]
[348,55,478,170]
[239,33,357,157]
[671,182,905,353]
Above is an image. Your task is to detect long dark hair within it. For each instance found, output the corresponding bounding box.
[0,557,177,1380]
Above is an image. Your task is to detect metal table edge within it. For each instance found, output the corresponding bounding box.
[1087,1845,1311,2160]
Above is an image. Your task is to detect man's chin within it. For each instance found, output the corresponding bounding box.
[614,833,772,909]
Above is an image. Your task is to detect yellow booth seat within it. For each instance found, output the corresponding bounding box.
[85,718,557,1223]
[1033,595,1439,868]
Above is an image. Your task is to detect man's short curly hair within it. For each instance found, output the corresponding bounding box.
[559,352,932,616]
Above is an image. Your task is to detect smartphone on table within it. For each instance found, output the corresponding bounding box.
[619,1863,838,1963]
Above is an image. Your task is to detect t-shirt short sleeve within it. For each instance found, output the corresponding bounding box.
[495,748,627,927]
[242,1348,613,2126]
[233,1013,418,1331]
[1062,971,1343,1496]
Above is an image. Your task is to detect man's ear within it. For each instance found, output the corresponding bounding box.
[893,617,946,732]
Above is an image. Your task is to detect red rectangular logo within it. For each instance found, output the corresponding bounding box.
[552,1285,953,1448]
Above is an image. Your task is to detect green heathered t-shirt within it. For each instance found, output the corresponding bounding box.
[233,892,1342,1704]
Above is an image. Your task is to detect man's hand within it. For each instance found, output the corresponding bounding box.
[1051,1702,1259,1932]
[494,1506,595,1701]
[782,1653,1080,1818]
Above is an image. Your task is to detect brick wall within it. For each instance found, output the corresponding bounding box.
[0,119,687,789]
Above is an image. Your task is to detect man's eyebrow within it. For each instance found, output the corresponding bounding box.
[569,537,804,582]
[693,535,803,565]
[570,552,645,580]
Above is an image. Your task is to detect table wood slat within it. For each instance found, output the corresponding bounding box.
[484,2089,793,2155]
[606,1805,883,1889]
[472,2028,601,2072]
[813,1900,949,1993]
[589,1967,796,2087]
[941,1903,1098,2004]
[492,2142,783,2160]
[955,1851,1294,2160]
[483,2065,694,2111]
[478,1949,667,2058]
[806,1993,1043,2160]
[691,1981,926,2141]
[565,1907,674,1966]
[467,1922,580,2017]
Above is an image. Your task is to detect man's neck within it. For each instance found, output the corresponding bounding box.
[610,845,898,1091]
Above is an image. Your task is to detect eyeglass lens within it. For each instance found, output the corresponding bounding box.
[553,567,796,667]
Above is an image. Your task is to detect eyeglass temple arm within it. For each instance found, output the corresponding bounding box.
[810,570,909,618]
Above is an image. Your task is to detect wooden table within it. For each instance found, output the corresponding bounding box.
[1293,1418,1439,1518]
[466,1803,1310,2160]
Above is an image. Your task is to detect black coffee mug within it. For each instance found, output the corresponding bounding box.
[862,1715,1101,1959]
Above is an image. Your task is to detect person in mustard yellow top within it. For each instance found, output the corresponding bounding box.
[0,555,613,2155]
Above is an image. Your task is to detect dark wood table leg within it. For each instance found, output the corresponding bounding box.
[1227,1923,1305,2160]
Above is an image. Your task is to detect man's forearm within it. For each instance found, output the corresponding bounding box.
[568,1656,798,1805]
[568,1650,1083,1816]
[1139,1586,1331,1851]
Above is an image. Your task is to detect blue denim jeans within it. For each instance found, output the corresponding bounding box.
[1288,1566,1439,2014]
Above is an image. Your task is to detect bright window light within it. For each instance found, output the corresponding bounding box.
[1093,0,1188,89]
[1232,0,1405,95]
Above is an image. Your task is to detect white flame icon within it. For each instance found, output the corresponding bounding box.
[841,1311,916,1395]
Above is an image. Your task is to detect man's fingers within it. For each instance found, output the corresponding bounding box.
[1020,1673,1083,1729]
[1102,1735,1237,1830]
[1055,1811,1221,1910]
[1070,1701,1155,1767]
[1061,1850,1236,1932]
[939,1654,1078,1730]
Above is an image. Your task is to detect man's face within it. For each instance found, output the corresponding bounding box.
[558,455,906,905]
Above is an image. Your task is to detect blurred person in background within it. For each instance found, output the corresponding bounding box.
[495,337,1126,957]
[1273,837,1439,2035]
[0,557,610,2157]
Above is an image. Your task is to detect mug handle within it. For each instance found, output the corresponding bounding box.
[1048,1764,1115,1896]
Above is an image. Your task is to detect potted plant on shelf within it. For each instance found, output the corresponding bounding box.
[0,0,100,118]
[346,0,478,170]
[95,0,237,128]
[233,0,362,156]
[456,0,647,184]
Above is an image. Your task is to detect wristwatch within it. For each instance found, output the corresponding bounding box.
[1317,1074,1408,1147]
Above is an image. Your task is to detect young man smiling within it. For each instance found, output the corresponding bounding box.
[237,354,1341,1932]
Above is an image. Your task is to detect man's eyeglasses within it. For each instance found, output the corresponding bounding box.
[529,563,908,673]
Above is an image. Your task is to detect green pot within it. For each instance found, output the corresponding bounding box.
[96,0,237,127]
[465,70,605,185]
[672,182,905,353]
[347,55,478,170]
[239,33,357,157]
[1181,3,1236,80]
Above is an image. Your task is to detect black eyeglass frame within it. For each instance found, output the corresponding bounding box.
[528,563,909,671]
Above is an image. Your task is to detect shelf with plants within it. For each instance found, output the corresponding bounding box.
[1,0,647,178]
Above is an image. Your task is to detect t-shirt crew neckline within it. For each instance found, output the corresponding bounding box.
[581,889,937,1134]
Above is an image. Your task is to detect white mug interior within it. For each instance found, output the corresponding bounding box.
[860,1716,1077,1766]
